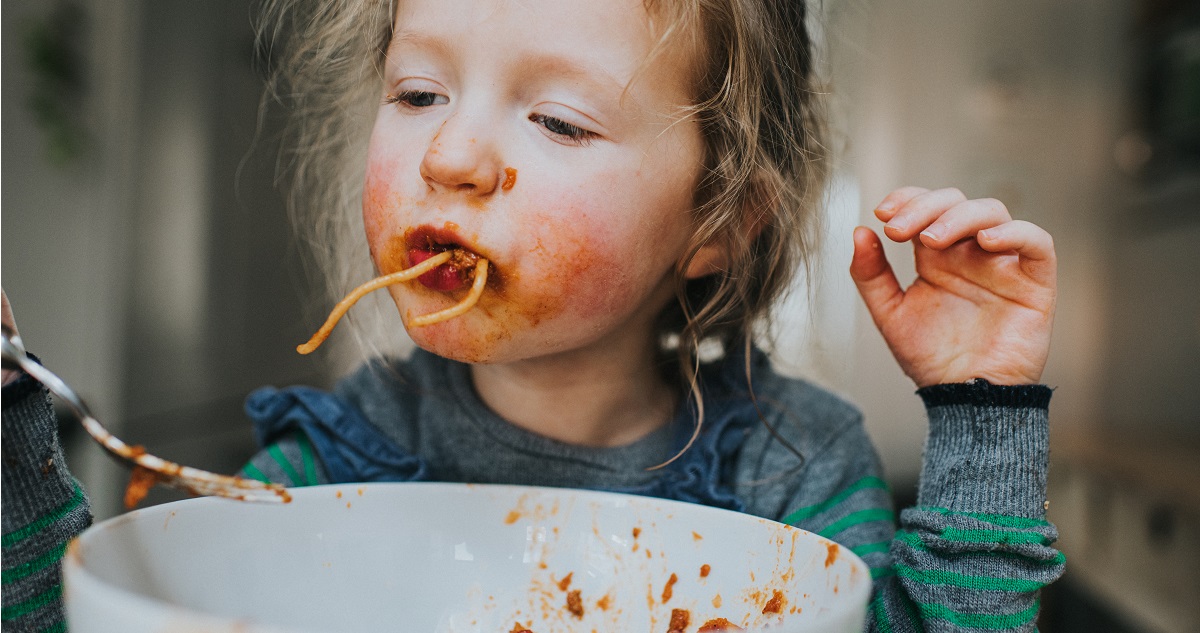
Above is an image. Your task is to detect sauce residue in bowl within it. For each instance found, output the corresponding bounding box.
[698,617,743,631]
[824,542,840,568]
[661,572,678,603]
[565,589,584,618]
[761,590,785,614]
[667,608,690,633]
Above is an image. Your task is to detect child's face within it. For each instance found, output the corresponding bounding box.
[363,0,710,363]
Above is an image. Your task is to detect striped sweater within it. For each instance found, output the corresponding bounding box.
[2,350,1062,632]
[2,375,91,633]
[242,350,1064,632]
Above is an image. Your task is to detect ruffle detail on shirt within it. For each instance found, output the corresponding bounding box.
[583,344,768,512]
[601,396,758,512]
[245,386,430,484]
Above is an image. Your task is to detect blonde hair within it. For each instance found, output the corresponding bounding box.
[255,0,828,384]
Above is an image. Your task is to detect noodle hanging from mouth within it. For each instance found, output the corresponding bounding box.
[407,259,489,327]
[296,250,488,354]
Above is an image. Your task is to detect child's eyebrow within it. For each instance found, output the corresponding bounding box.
[388,30,628,102]
[387,30,455,60]
[520,54,627,97]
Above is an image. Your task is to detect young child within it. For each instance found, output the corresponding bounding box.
[2,0,1061,631]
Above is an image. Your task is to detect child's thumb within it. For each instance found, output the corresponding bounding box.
[849,227,903,323]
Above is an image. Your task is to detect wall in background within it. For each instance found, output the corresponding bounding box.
[2,0,327,519]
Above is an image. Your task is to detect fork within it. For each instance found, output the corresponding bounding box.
[1,328,290,506]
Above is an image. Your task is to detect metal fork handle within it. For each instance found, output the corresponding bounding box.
[1,327,291,504]
[2,327,96,423]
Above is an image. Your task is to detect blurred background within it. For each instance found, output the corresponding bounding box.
[2,0,1198,630]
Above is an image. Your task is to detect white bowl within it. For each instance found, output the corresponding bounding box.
[64,483,870,632]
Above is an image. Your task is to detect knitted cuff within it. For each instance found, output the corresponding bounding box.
[917,379,1052,409]
[2,364,88,536]
[916,380,1053,519]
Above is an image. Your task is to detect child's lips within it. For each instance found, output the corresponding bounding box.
[404,225,489,292]
[409,248,481,291]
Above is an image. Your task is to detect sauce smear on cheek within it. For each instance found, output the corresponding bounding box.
[511,230,626,328]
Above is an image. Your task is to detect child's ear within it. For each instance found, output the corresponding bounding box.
[683,242,729,279]
[683,199,770,280]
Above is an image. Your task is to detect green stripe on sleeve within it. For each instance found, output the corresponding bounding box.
[916,598,1040,629]
[1,583,62,620]
[920,506,1051,529]
[2,483,85,548]
[818,508,895,539]
[2,543,67,585]
[240,462,271,484]
[900,592,922,630]
[894,530,1065,566]
[782,476,889,525]
[852,540,891,558]
[871,594,893,633]
[267,444,304,486]
[939,526,1052,547]
[871,567,896,580]
[295,433,319,486]
[895,563,1048,592]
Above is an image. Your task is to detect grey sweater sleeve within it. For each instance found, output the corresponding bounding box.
[766,381,1062,632]
[2,372,93,632]
[876,381,1063,632]
[240,431,330,487]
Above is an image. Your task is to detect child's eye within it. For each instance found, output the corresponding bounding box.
[384,90,449,108]
[529,113,595,145]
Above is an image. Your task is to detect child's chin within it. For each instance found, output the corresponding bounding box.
[405,323,514,365]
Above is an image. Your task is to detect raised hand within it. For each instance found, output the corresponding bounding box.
[849,186,1056,387]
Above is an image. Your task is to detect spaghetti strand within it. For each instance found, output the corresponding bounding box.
[296,251,455,354]
[408,259,489,327]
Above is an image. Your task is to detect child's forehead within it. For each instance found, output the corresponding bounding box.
[387,0,696,77]
[385,0,703,109]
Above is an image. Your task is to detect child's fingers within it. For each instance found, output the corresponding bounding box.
[917,198,1012,249]
[873,186,929,222]
[883,187,968,242]
[850,227,904,322]
[977,220,1057,283]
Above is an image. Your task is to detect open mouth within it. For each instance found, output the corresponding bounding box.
[406,227,484,292]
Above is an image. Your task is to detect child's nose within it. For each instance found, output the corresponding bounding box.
[419,113,502,197]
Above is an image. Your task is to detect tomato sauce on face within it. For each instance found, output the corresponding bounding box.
[363,156,667,364]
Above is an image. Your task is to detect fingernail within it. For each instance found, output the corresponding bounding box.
[978,229,993,240]
[886,219,908,233]
[876,201,895,212]
[920,228,941,242]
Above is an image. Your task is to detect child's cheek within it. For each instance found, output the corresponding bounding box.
[362,161,405,272]
[507,213,632,326]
